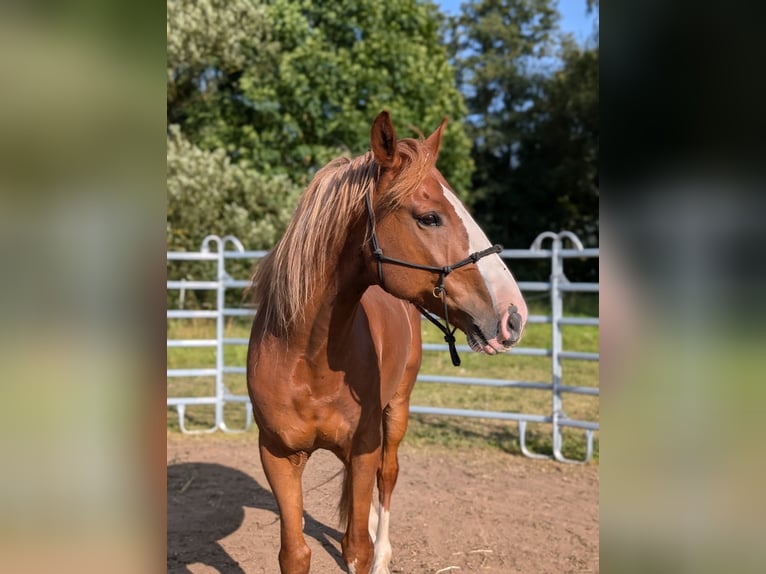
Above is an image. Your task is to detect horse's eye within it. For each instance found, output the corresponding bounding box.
[417,212,442,227]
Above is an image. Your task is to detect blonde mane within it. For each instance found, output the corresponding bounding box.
[249,138,436,335]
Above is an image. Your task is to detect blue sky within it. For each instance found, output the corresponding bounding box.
[436,0,598,45]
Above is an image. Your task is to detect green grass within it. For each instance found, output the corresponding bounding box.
[167,293,599,462]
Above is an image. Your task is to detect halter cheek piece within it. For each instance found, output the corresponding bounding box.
[364,190,502,367]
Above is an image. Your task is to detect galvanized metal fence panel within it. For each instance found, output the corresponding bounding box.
[167,231,599,462]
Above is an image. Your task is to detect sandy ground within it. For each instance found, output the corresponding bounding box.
[167,435,598,573]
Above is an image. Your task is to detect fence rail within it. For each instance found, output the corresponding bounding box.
[167,231,599,463]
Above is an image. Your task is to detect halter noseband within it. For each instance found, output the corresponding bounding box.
[364,190,502,367]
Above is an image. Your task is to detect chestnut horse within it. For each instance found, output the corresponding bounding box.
[247,111,527,574]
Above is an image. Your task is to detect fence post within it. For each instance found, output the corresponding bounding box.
[530,231,590,463]
[219,236,248,433]
[523,231,560,460]
[550,235,565,459]
[548,232,588,464]
[201,235,226,431]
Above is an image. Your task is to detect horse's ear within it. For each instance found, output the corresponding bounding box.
[371,111,400,169]
[425,117,448,161]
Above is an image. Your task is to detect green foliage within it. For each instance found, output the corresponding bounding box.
[167,125,297,251]
[166,0,275,75]
[253,0,473,193]
[470,39,599,251]
[450,0,560,122]
[166,125,299,306]
[167,0,296,284]
[167,0,473,195]
[516,40,599,243]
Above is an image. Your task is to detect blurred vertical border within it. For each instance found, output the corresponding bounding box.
[0,1,166,572]
[602,1,766,573]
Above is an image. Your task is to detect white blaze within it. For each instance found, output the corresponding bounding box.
[441,184,515,311]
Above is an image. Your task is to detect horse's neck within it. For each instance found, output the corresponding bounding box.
[301,285,361,353]
[295,246,371,364]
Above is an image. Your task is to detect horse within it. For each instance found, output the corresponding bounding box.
[246,111,528,574]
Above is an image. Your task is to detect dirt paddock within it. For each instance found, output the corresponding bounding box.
[167,435,598,573]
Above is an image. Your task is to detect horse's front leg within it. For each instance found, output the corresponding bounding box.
[371,395,412,574]
[342,431,382,574]
[259,436,311,574]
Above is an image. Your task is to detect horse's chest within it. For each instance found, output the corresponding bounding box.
[254,365,369,452]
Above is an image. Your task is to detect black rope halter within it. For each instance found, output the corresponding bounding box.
[364,189,502,366]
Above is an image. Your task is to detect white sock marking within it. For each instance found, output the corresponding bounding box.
[371,507,392,574]
[368,499,379,543]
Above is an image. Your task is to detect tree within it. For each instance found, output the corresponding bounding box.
[167,125,297,252]
[470,40,599,250]
[453,1,556,143]
[451,0,598,255]
[448,0,559,209]
[167,0,473,196]
[514,40,598,244]
[167,0,296,260]
[166,125,299,307]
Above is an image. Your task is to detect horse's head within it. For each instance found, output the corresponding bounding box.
[367,111,527,354]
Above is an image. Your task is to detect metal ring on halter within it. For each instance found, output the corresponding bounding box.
[432,286,443,298]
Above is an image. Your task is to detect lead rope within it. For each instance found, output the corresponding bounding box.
[364,190,502,367]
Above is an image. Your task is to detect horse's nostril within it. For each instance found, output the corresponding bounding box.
[506,304,522,345]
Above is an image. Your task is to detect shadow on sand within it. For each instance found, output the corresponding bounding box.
[167,462,344,573]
